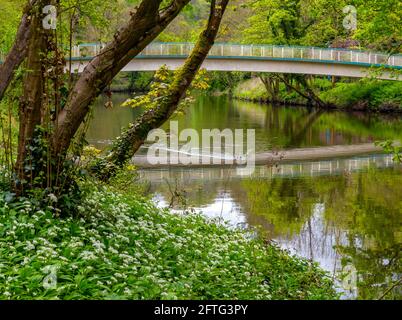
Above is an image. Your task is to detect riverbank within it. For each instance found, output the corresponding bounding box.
[0,180,338,300]
[233,78,402,113]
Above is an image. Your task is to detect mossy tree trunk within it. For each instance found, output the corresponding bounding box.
[259,74,280,103]
[97,0,230,177]
[6,0,192,193]
[52,0,192,158]
[276,74,327,107]
[14,1,49,190]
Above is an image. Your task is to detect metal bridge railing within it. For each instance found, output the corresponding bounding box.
[1,43,401,67]
[70,42,402,67]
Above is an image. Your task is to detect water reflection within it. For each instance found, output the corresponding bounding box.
[144,155,402,300]
[87,94,402,299]
[87,94,402,152]
[87,94,144,147]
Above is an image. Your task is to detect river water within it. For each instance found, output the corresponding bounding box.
[87,93,402,300]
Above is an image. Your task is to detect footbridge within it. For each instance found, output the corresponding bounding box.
[69,42,402,80]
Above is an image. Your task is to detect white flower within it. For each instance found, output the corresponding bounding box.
[48,193,58,203]
[21,257,30,265]
[109,247,118,255]
[25,241,35,251]
[79,250,97,261]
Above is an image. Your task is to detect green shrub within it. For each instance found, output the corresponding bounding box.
[370,82,402,108]
[233,78,269,100]
[233,77,334,104]
[233,76,401,111]
[320,80,402,109]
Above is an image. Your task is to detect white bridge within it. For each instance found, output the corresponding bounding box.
[69,42,402,80]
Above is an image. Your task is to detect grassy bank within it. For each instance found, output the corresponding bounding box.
[233,77,402,112]
[320,80,402,111]
[233,78,310,105]
[0,180,338,300]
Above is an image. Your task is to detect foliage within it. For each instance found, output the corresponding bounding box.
[127,72,155,92]
[242,0,349,47]
[353,0,402,52]
[241,0,401,52]
[320,80,402,110]
[0,125,88,216]
[234,77,402,111]
[0,0,24,53]
[0,181,338,300]
[122,65,210,113]
[0,0,132,55]
[60,0,132,44]
[158,0,212,42]
[207,71,251,93]
[375,141,402,163]
[239,0,401,108]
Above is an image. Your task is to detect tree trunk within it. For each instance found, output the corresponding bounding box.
[277,74,327,107]
[52,0,192,157]
[259,74,280,103]
[10,0,192,193]
[0,0,37,101]
[95,0,230,177]
[15,2,47,187]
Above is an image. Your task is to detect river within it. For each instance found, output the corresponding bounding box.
[87,93,402,300]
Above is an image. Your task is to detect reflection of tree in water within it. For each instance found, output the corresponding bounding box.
[327,169,402,299]
[239,177,318,237]
[238,168,402,299]
[287,109,325,146]
[148,166,401,299]
[151,178,221,210]
[336,243,401,299]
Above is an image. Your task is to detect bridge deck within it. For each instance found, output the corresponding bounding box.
[71,42,402,68]
[2,42,400,79]
[66,42,401,80]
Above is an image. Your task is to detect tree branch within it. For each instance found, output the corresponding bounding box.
[0,0,38,101]
[95,0,230,177]
[52,0,191,156]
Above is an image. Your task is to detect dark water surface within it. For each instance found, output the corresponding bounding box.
[87,94,402,299]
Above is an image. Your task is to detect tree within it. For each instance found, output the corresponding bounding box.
[52,0,194,157]
[354,0,401,53]
[1,0,231,198]
[94,0,230,178]
[241,0,350,106]
[5,0,195,194]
